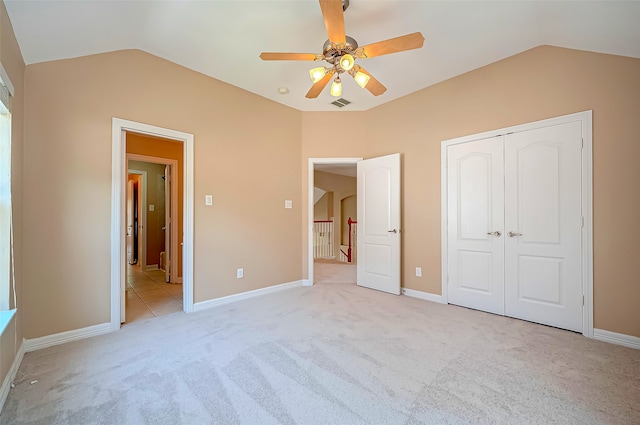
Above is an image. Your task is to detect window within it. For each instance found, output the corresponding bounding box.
[0,64,14,332]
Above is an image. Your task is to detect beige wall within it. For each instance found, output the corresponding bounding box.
[127,133,184,276]
[22,49,302,338]
[302,46,640,338]
[313,192,331,221]
[0,1,24,392]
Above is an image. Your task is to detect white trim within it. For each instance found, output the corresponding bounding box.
[593,329,640,350]
[302,279,312,286]
[193,280,304,312]
[401,288,446,304]
[440,145,449,305]
[581,111,594,338]
[0,62,14,96]
[0,339,24,412]
[111,118,195,333]
[24,323,111,352]
[440,111,594,338]
[307,158,361,286]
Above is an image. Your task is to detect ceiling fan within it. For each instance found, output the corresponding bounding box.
[260,0,425,99]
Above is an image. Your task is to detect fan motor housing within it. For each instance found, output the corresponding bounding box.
[322,36,358,64]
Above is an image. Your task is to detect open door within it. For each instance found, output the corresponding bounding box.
[164,165,172,283]
[356,153,401,294]
[126,179,134,265]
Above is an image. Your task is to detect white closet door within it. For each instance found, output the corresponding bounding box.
[504,122,583,332]
[447,136,505,315]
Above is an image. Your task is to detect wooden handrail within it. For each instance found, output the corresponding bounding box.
[340,217,357,263]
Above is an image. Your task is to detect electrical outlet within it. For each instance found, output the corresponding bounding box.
[284,200,293,209]
[416,267,422,277]
[236,268,244,279]
[205,195,213,206]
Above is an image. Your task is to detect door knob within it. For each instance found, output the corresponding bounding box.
[487,231,501,237]
[508,231,523,237]
[388,229,398,234]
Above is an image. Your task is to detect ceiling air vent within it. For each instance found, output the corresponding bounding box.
[331,98,351,108]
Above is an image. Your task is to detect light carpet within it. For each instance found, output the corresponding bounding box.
[2,280,639,424]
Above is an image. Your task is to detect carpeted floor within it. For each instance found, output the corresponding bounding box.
[313,259,356,284]
[2,275,639,424]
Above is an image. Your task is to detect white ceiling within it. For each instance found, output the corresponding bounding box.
[5,1,640,112]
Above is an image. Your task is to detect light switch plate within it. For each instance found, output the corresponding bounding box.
[205,195,213,206]
[236,268,244,279]
[284,200,293,209]
[148,204,155,212]
[416,267,422,277]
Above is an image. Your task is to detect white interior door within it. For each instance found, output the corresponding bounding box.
[126,179,134,265]
[164,165,171,283]
[504,122,583,332]
[447,136,505,315]
[356,153,401,295]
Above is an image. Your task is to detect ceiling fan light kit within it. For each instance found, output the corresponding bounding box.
[309,67,327,83]
[260,0,425,100]
[352,69,370,89]
[330,76,342,97]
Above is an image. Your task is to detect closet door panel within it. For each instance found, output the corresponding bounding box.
[504,122,583,332]
[447,136,505,315]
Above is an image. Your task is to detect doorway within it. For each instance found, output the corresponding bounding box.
[312,162,358,285]
[305,158,360,285]
[125,156,180,324]
[110,118,194,331]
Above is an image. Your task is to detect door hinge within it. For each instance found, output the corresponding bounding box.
[582,295,585,306]
[581,216,584,228]
[581,138,584,149]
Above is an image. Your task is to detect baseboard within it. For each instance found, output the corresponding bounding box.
[593,328,640,350]
[193,280,304,312]
[302,279,312,286]
[24,322,112,353]
[144,264,159,271]
[175,277,183,284]
[401,287,446,304]
[0,340,24,412]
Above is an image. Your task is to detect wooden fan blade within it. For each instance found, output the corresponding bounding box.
[319,0,346,44]
[356,67,387,96]
[358,32,425,58]
[260,52,320,61]
[306,71,334,99]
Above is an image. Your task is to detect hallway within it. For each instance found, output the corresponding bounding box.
[126,264,183,324]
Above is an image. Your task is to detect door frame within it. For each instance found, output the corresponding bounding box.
[440,110,593,337]
[111,118,195,331]
[127,154,179,280]
[307,158,361,286]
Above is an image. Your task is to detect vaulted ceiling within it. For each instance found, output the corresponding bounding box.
[5,1,640,112]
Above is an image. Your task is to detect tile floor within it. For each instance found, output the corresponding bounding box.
[125,263,183,325]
